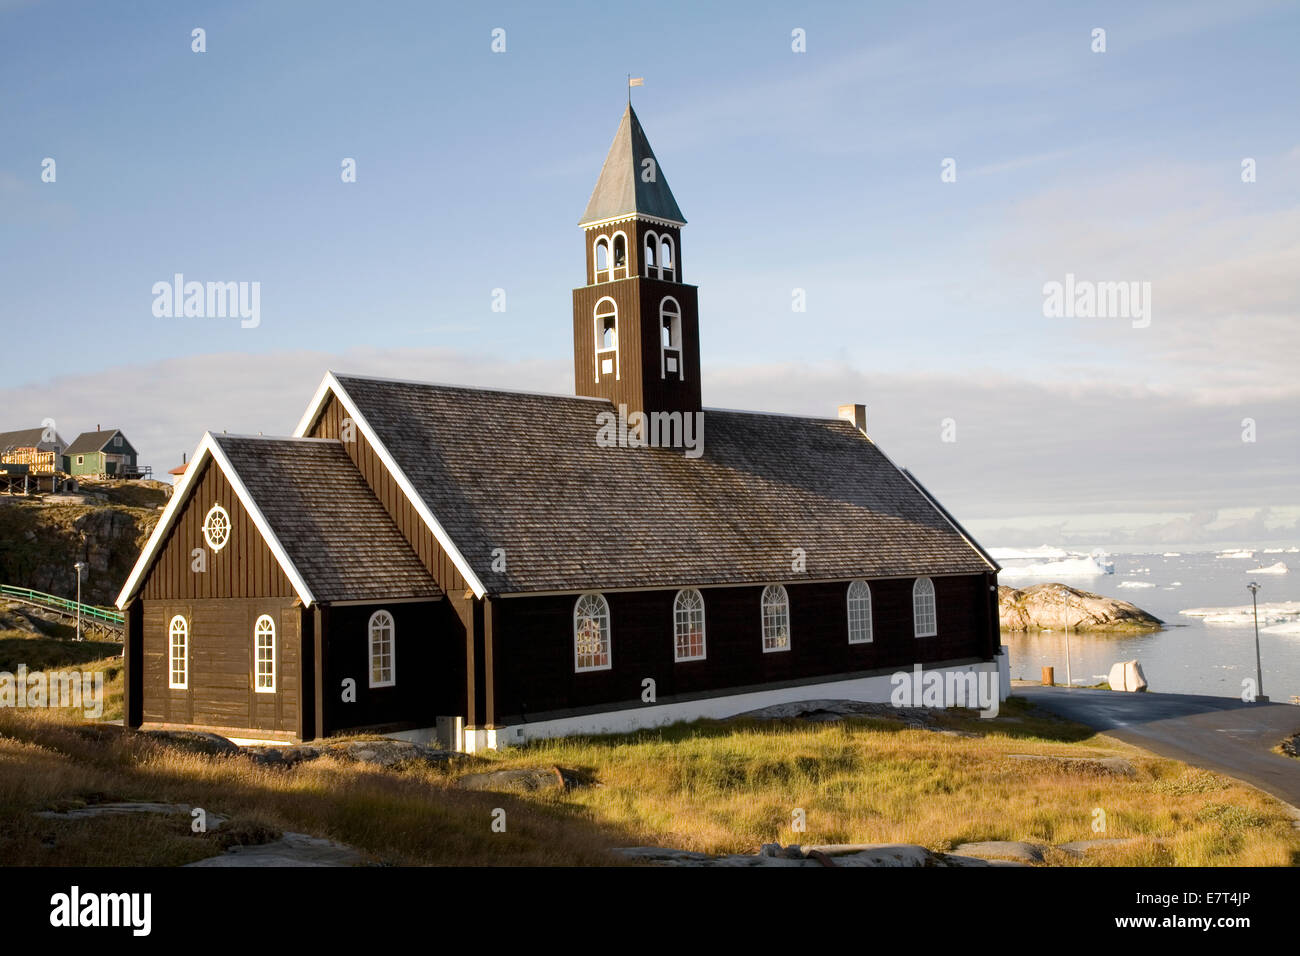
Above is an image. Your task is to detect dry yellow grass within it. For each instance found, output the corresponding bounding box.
[0,692,1296,866]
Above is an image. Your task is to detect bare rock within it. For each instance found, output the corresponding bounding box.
[1009,753,1138,778]
[142,730,241,757]
[454,766,571,793]
[952,840,1046,863]
[999,583,1162,632]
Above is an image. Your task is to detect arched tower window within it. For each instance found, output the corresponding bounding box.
[643,231,659,278]
[660,297,683,380]
[673,588,706,661]
[594,297,618,382]
[660,235,676,281]
[847,580,873,644]
[913,577,937,638]
[611,232,628,279]
[594,236,610,282]
[574,593,611,672]
[761,584,790,652]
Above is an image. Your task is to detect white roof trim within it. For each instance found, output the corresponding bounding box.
[293,371,489,599]
[581,213,685,230]
[115,432,317,609]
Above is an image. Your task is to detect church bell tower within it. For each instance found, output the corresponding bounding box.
[573,104,701,418]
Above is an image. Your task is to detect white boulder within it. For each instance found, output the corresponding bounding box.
[1107,660,1148,692]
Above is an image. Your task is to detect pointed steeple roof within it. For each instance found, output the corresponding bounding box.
[579,105,685,227]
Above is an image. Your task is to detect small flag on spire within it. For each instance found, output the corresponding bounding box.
[628,77,644,88]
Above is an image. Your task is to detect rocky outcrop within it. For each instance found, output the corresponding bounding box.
[0,498,160,605]
[999,583,1162,632]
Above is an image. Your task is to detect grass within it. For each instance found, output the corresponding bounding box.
[0,640,1296,866]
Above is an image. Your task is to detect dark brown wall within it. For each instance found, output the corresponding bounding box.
[141,597,300,734]
[314,600,463,735]
[572,278,701,416]
[491,574,991,723]
[139,457,295,601]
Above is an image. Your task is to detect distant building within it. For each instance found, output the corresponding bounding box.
[64,428,147,478]
[0,426,68,475]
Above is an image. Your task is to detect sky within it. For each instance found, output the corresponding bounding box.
[1,0,1297,550]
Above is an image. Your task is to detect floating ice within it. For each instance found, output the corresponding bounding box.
[1246,562,1288,575]
[1180,601,1300,627]
[988,545,1070,560]
[1217,549,1255,560]
[1118,581,1156,588]
[997,550,1114,578]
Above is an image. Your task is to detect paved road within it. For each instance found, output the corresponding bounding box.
[1015,685,1300,808]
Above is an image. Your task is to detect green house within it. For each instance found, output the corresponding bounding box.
[63,429,142,478]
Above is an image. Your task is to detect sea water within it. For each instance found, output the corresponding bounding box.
[996,547,1300,701]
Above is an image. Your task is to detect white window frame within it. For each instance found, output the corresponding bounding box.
[847,580,873,644]
[673,588,707,662]
[761,584,790,653]
[660,235,676,281]
[610,230,629,279]
[254,614,276,692]
[913,577,937,638]
[203,503,231,552]
[369,609,396,688]
[574,592,612,672]
[659,296,683,381]
[594,297,619,382]
[594,235,610,282]
[643,229,660,278]
[168,615,188,689]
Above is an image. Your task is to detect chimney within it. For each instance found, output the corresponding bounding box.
[96,424,100,432]
[182,452,187,465]
[838,403,867,435]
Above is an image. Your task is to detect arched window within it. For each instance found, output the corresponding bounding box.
[913,577,937,637]
[660,235,675,281]
[611,232,628,278]
[847,580,873,644]
[643,231,659,277]
[574,593,611,672]
[660,297,682,380]
[254,614,276,692]
[594,298,618,381]
[168,615,188,689]
[761,584,790,652]
[594,236,610,281]
[369,610,395,687]
[673,588,706,661]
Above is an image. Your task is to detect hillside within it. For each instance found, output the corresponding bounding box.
[0,480,166,606]
[999,583,1163,632]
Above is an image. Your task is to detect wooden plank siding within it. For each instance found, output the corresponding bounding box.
[139,457,295,601]
[490,573,992,724]
[571,277,701,417]
[141,597,300,735]
[313,600,464,735]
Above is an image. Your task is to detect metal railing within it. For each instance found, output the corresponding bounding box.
[0,585,124,628]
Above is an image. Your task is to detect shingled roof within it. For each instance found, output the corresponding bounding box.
[211,435,441,604]
[324,374,995,595]
[65,429,126,456]
[579,104,685,226]
[0,427,52,451]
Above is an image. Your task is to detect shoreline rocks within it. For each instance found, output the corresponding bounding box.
[999,583,1163,632]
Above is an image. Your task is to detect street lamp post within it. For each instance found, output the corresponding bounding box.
[74,561,86,642]
[1247,581,1265,703]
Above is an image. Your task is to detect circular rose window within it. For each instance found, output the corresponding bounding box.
[203,504,231,551]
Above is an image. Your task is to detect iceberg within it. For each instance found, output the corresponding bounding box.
[997,550,1114,578]
[1180,601,1300,627]
[1217,549,1255,560]
[988,545,1070,560]
[1246,562,1288,575]
[1118,581,1155,589]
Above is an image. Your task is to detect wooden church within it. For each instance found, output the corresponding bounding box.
[117,105,1006,750]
